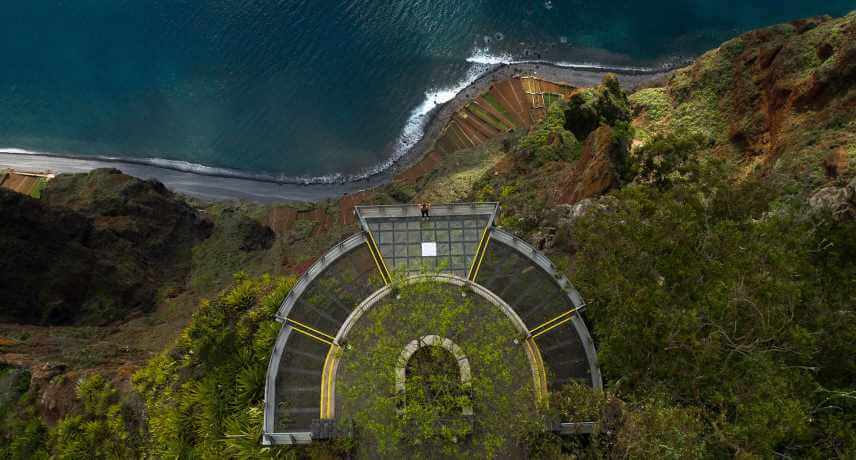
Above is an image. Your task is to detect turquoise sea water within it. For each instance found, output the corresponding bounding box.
[0,1,852,181]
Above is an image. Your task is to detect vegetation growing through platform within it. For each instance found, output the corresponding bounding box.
[337,278,537,459]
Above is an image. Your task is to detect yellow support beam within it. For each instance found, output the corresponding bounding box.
[467,226,491,281]
[365,231,391,284]
[529,307,581,336]
[531,315,576,340]
[285,317,336,341]
[320,344,340,419]
[287,323,334,346]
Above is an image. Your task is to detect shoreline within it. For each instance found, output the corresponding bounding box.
[0,61,677,203]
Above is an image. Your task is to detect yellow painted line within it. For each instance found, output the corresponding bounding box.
[529,307,581,335]
[532,315,576,340]
[286,318,335,341]
[365,231,391,284]
[320,344,340,419]
[288,324,334,346]
[467,226,491,281]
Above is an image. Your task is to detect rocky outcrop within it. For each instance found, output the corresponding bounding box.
[564,74,631,141]
[555,125,629,205]
[809,177,856,219]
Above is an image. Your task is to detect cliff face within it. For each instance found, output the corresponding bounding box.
[631,12,855,187]
[556,124,624,205]
[0,169,212,325]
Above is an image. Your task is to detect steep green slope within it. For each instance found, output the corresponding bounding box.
[631,12,856,188]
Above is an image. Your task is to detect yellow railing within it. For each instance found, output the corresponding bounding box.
[285,318,335,346]
[467,227,491,282]
[524,337,549,405]
[365,231,392,285]
[530,307,581,339]
[320,344,340,419]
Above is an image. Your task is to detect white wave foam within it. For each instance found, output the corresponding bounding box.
[467,48,657,73]
[466,48,515,65]
[380,48,510,176]
[0,147,43,155]
[143,157,265,179]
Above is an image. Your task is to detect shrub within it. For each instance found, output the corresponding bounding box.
[48,374,141,459]
[132,274,296,458]
[631,132,707,189]
[564,74,631,141]
[515,101,580,166]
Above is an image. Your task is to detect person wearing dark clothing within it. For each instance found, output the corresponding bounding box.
[420,202,431,219]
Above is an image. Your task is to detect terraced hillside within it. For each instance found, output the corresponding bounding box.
[0,170,51,198]
[395,76,575,184]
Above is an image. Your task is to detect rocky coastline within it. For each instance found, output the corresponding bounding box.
[0,62,676,203]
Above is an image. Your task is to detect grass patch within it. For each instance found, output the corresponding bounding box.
[416,142,505,204]
[629,88,672,124]
[672,87,726,141]
[29,178,47,199]
[482,93,514,123]
[468,103,510,131]
[543,93,560,108]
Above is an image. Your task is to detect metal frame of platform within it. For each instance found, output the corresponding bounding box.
[263,202,601,445]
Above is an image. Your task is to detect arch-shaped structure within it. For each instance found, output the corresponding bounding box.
[395,335,473,415]
[263,203,602,445]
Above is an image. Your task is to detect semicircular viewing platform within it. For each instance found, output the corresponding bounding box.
[263,202,602,445]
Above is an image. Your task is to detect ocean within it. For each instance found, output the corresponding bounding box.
[1,1,852,182]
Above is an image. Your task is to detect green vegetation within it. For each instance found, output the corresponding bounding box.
[630,132,708,189]
[570,158,856,457]
[545,383,708,459]
[0,373,141,460]
[564,74,631,141]
[189,203,276,291]
[467,103,509,131]
[481,93,514,122]
[542,92,560,108]
[337,278,536,458]
[48,374,142,459]
[412,141,505,204]
[28,178,47,199]
[133,273,294,458]
[515,100,581,166]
